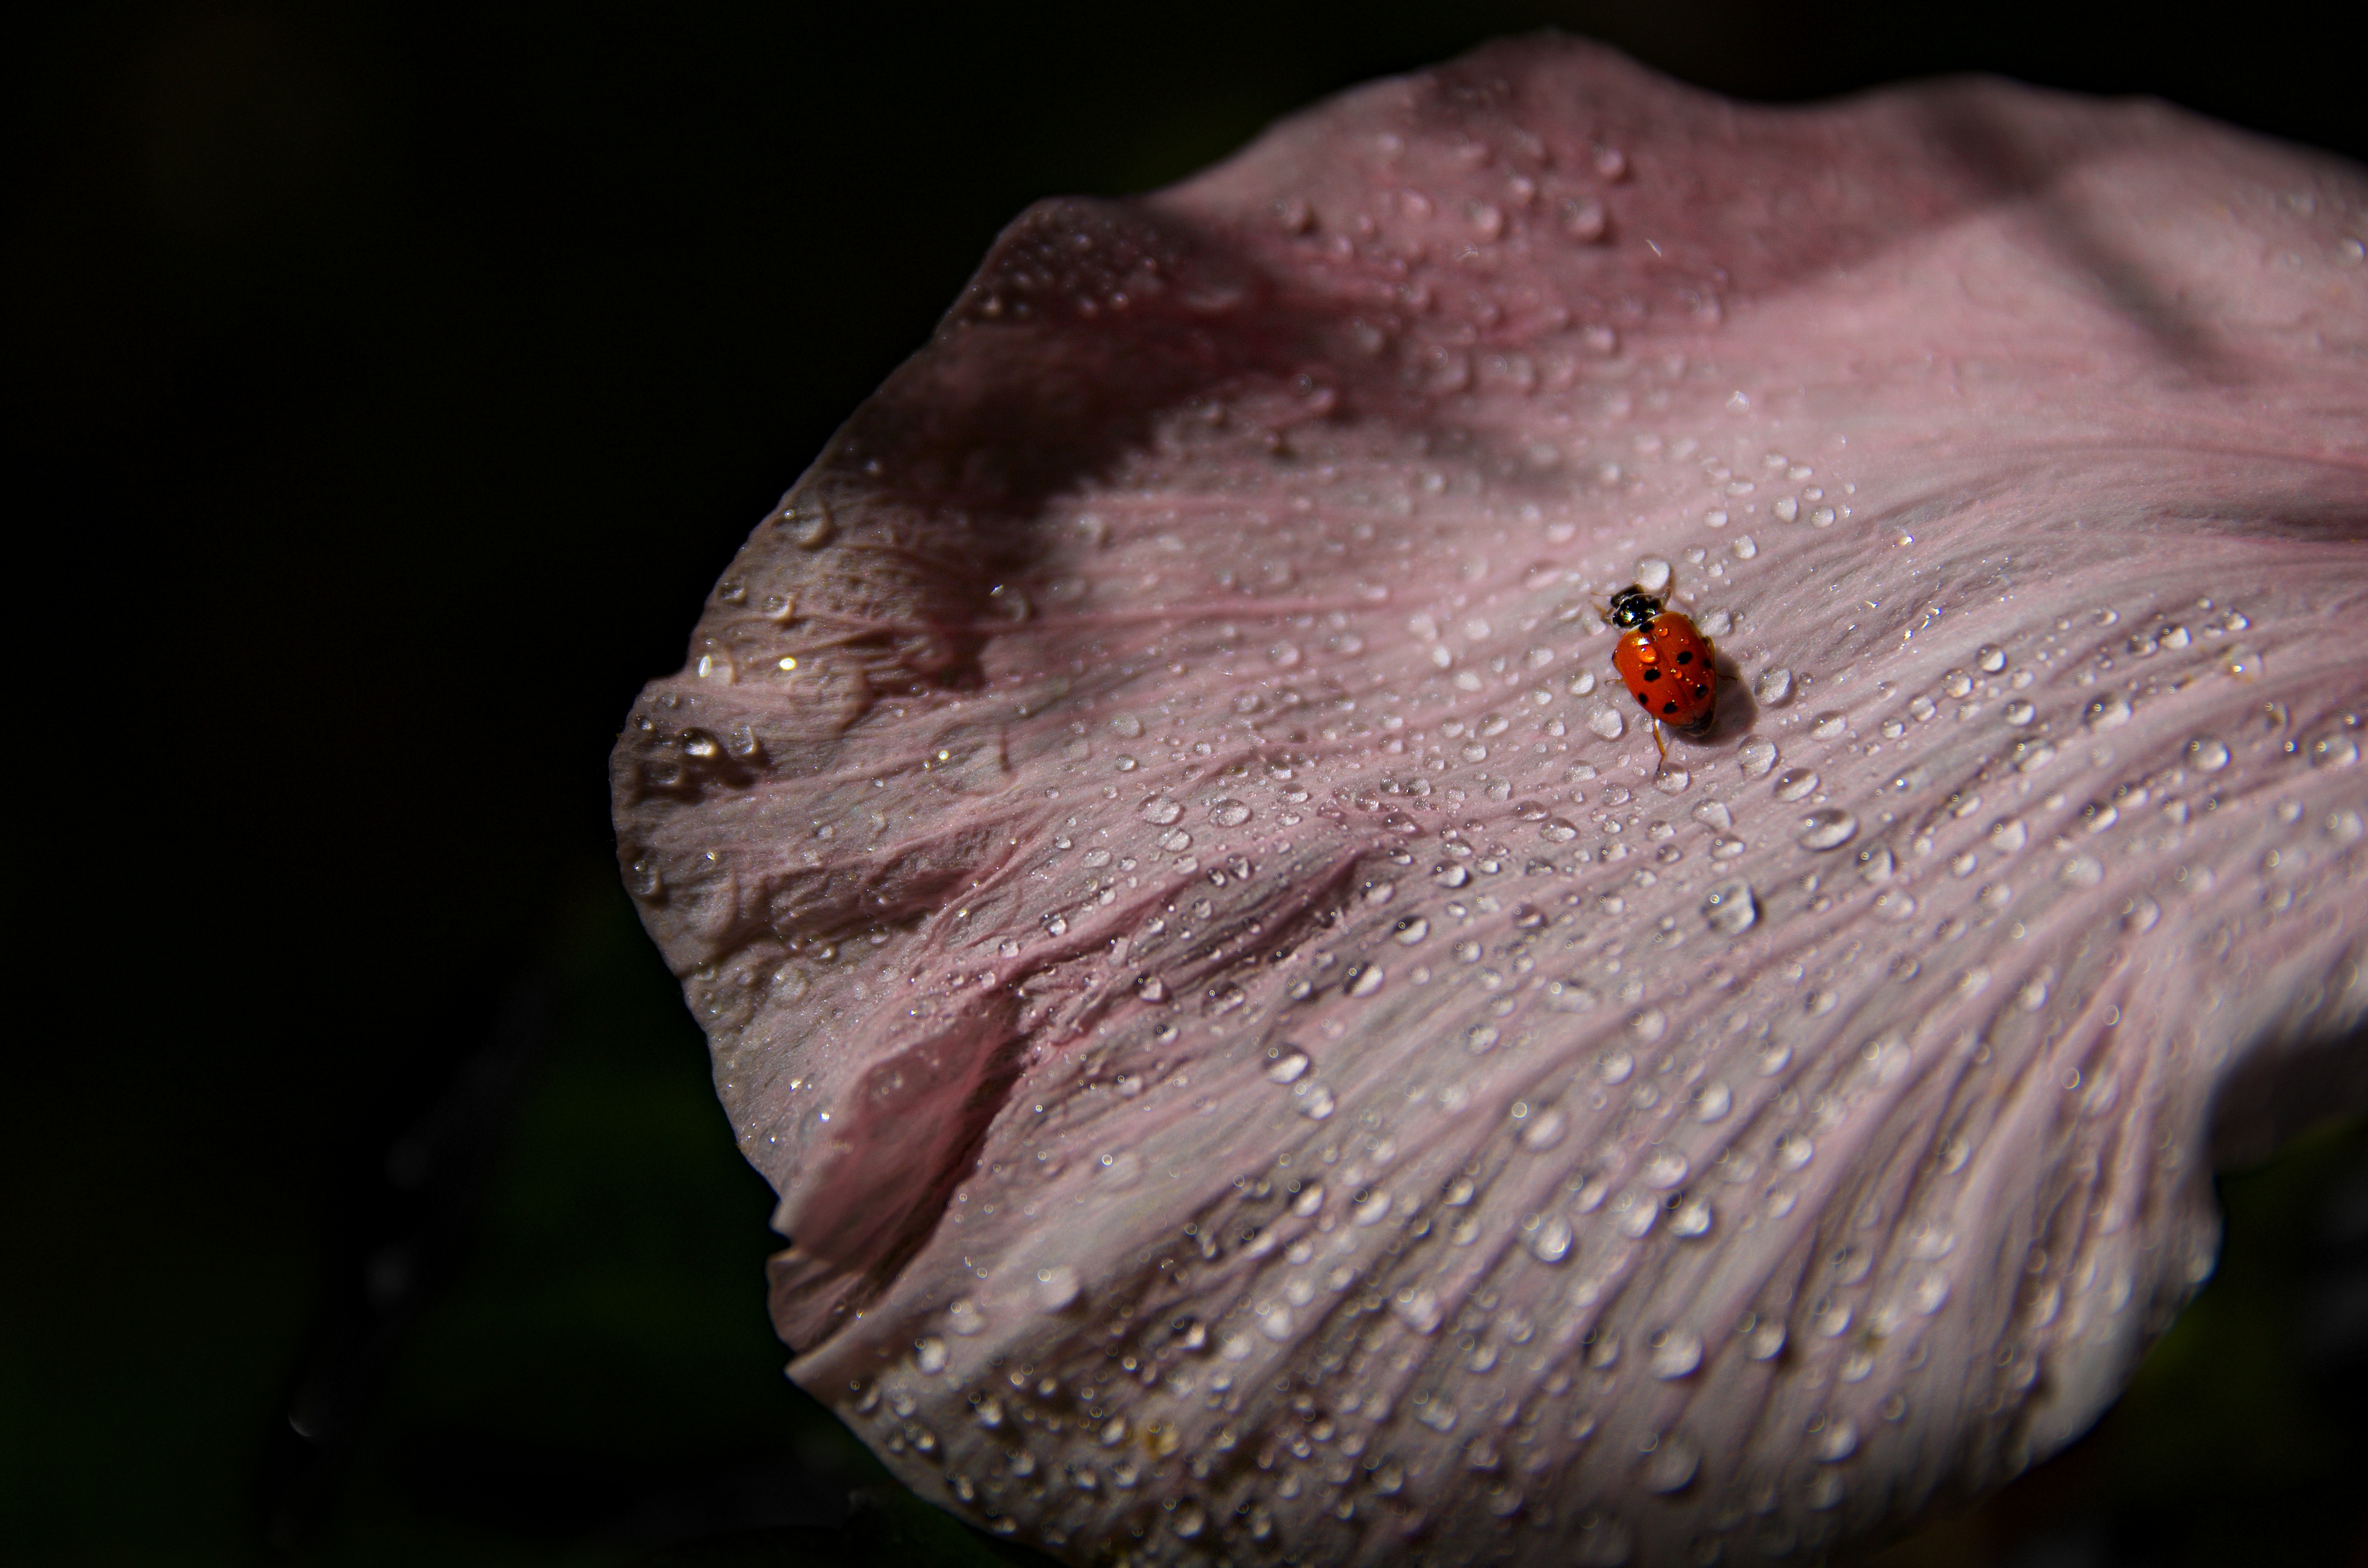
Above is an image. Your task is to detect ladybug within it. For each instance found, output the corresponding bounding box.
[1608,583,1717,757]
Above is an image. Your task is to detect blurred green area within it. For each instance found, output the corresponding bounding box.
[6,4,2362,1566]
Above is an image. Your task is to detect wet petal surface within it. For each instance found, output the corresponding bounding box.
[613,38,2368,1566]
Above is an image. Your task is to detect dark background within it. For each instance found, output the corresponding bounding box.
[6,4,2363,1565]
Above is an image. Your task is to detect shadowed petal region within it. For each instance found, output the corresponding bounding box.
[613,37,2368,1567]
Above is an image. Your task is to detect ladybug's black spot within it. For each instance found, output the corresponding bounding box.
[1643,668,1661,682]
[1676,650,1693,664]
[1635,691,1650,706]
[1662,700,1678,714]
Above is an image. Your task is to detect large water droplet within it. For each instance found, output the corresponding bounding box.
[1634,557,1673,593]
[1797,809,1859,850]
[1702,877,1757,935]
[914,1336,949,1374]
[2185,736,2232,772]
[1649,1330,1703,1380]
[1694,1080,1733,1122]
[1210,798,1252,827]
[1267,1049,1310,1084]
[1753,668,1793,707]
[2084,693,2133,730]
[1774,768,1819,802]
[1640,1435,1700,1494]
[1528,1215,1574,1264]
[1520,1105,1567,1150]
[1738,736,1778,777]
[1641,1150,1690,1188]
[1392,1288,1444,1335]
[1775,1132,1815,1171]
[1589,708,1627,740]
[1670,1195,1714,1237]
[1140,796,1183,825]
[1034,1265,1081,1311]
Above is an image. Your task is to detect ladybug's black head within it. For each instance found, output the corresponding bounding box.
[1607,585,1662,629]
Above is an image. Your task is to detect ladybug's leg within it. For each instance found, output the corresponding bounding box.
[1651,720,1667,764]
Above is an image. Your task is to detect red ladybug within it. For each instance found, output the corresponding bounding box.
[1609,584,1717,756]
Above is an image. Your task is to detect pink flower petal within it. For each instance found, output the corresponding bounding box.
[614,37,2368,1565]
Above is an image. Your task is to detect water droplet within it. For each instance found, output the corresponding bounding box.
[1349,965,1386,997]
[1141,796,1183,825]
[1295,1083,1336,1120]
[1210,798,1252,827]
[1991,817,2029,852]
[2005,700,2036,726]
[1642,1150,1690,1188]
[1774,768,1819,802]
[1634,557,1674,592]
[1977,645,2008,674]
[2060,855,2104,887]
[1267,1049,1310,1084]
[1733,534,1759,560]
[1694,1081,1733,1122]
[2084,693,2133,730]
[1600,1049,1636,1084]
[1702,877,1757,935]
[1568,669,1599,696]
[1814,1420,1858,1462]
[1752,667,1794,708]
[1394,916,1431,945]
[1529,1215,1574,1264]
[1797,809,1857,850]
[1641,1435,1700,1493]
[2185,737,2232,772]
[1649,1331,1703,1380]
[789,503,834,549]
[1613,1193,1657,1238]
[1589,708,1627,740]
[1520,1106,1568,1151]
[2310,733,2360,770]
[1034,1265,1081,1311]
[1669,1195,1714,1237]
[1775,1133,1815,1171]
[1172,1502,1205,1540]
[1394,1288,1445,1335]
[948,1298,987,1335]
[1738,736,1778,777]
[1136,975,1167,1002]
[915,1336,949,1373]
[1747,1320,1787,1360]
[1631,1009,1669,1042]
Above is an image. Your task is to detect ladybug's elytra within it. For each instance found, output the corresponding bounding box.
[1608,584,1717,754]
